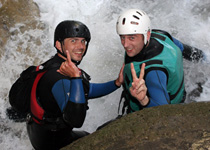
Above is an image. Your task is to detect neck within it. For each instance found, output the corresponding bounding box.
[57,53,67,61]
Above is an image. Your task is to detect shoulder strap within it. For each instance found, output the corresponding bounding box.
[152,29,173,41]
[117,84,131,116]
[30,70,47,123]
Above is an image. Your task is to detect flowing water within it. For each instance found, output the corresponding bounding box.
[0,0,210,149]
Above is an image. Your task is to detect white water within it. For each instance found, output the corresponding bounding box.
[0,0,210,149]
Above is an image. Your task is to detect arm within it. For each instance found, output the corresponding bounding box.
[52,78,87,128]
[145,70,170,108]
[172,36,205,61]
[88,64,124,99]
[88,80,120,99]
[172,37,184,52]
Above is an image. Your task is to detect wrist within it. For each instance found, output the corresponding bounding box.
[139,95,149,106]
[115,79,122,87]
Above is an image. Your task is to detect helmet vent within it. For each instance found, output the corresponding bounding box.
[76,28,79,32]
[136,11,143,16]
[122,18,126,25]
[131,21,139,25]
[133,15,140,20]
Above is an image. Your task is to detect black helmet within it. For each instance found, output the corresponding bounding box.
[54,20,91,62]
[54,20,91,45]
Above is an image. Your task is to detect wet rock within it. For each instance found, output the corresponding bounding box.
[62,102,210,150]
[0,0,40,57]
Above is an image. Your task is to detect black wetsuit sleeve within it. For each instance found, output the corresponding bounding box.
[63,101,87,128]
[62,78,87,128]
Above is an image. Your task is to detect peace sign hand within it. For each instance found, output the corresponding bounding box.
[57,50,80,77]
[129,63,149,106]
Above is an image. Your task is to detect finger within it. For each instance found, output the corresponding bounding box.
[57,69,65,76]
[131,82,136,90]
[139,63,146,80]
[66,50,72,64]
[129,85,135,95]
[134,79,145,90]
[131,63,138,81]
[120,64,125,76]
[136,84,147,94]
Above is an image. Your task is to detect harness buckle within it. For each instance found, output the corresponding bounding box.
[26,113,32,124]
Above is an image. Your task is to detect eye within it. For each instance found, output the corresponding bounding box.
[81,39,87,45]
[120,36,125,40]
[71,39,76,43]
[129,36,135,40]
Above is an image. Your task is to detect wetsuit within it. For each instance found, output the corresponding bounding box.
[154,29,205,62]
[122,31,186,113]
[27,54,120,150]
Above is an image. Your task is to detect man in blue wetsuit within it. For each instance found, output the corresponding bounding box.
[116,9,193,113]
[26,20,124,150]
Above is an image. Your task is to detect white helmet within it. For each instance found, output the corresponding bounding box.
[116,9,151,45]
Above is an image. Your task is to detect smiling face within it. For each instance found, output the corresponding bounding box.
[120,34,145,57]
[56,37,87,62]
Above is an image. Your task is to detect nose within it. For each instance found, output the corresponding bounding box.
[77,40,86,50]
[121,37,129,48]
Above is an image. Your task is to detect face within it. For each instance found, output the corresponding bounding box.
[59,37,87,61]
[120,34,145,57]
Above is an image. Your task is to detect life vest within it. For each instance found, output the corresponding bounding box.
[30,65,90,124]
[123,31,185,112]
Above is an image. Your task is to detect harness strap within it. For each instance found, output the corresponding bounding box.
[30,66,46,124]
[118,89,126,116]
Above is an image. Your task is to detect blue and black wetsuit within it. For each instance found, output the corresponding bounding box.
[122,30,187,113]
[27,54,120,150]
[121,30,205,114]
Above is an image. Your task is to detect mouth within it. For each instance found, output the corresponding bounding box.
[126,48,133,53]
[75,51,83,54]
[74,51,83,56]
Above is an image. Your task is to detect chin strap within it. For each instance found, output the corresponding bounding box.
[143,42,147,49]
[72,59,81,66]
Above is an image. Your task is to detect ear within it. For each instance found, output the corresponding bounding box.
[147,31,151,41]
[55,41,62,52]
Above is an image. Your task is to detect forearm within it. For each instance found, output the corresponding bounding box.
[63,78,87,127]
[88,80,120,98]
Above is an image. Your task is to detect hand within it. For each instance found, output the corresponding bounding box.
[115,64,124,87]
[129,63,149,106]
[57,50,80,77]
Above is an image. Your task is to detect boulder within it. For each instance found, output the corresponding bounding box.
[0,0,40,57]
[62,102,210,150]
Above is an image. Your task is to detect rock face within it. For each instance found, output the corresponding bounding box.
[0,0,40,57]
[62,102,210,150]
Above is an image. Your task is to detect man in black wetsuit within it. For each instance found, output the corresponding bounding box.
[26,20,124,150]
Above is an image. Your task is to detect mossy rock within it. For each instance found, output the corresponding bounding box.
[62,102,210,150]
